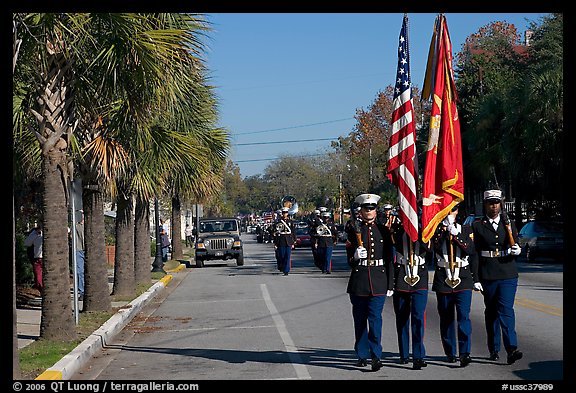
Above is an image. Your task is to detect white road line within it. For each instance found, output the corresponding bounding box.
[260,284,311,380]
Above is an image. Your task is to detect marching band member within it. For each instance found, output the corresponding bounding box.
[273,207,296,276]
[309,209,323,270]
[472,189,523,365]
[432,203,480,367]
[314,211,338,274]
[345,193,394,371]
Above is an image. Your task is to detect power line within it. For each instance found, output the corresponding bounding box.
[234,118,354,136]
[235,137,337,146]
[235,153,325,163]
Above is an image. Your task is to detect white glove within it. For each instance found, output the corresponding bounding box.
[386,290,394,297]
[354,247,368,260]
[448,224,459,236]
[510,244,521,256]
[442,217,451,227]
[473,282,483,292]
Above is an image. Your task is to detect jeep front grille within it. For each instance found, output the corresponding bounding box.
[209,239,228,250]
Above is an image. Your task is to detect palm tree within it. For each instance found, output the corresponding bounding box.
[13,13,81,341]
[13,13,23,379]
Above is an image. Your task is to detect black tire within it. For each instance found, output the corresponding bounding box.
[236,252,244,266]
[196,258,204,268]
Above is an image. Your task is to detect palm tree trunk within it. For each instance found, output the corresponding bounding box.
[13,195,20,378]
[13,15,22,379]
[112,193,136,297]
[35,46,77,341]
[40,152,76,340]
[134,198,151,286]
[82,181,112,311]
[171,194,183,260]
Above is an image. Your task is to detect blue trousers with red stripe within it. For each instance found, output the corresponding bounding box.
[276,246,292,274]
[392,289,428,360]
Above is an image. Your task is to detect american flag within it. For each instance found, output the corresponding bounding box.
[387,14,419,242]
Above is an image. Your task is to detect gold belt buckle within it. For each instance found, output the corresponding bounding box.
[368,259,374,266]
[494,248,500,257]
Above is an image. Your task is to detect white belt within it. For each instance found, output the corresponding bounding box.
[480,248,511,257]
[359,259,384,266]
[436,260,469,268]
[396,255,426,266]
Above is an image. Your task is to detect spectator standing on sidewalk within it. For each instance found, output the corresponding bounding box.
[75,210,85,297]
[160,226,171,262]
[24,224,43,292]
[185,224,194,247]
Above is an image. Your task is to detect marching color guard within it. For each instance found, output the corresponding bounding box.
[431,203,481,367]
[471,189,523,365]
[345,193,395,371]
[390,217,431,370]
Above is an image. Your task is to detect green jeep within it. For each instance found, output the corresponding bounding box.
[194,217,244,267]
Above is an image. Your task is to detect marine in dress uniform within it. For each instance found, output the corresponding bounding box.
[345,194,394,371]
[273,207,297,276]
[471,189,523,365]
[390,218,430,370]
[314,211,338,274]
[431,204,481,367]
[309,209,323,270]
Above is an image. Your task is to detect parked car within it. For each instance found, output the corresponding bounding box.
[294,227,312,248]
[517,220,563,262]
[194,217,244,267]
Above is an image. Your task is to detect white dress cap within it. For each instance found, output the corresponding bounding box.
[354,193,381,206]
[483,189,503,201]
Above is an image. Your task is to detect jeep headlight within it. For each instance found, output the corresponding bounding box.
[226,238,234,246]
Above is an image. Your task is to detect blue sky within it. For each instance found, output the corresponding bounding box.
[204,13,551,178]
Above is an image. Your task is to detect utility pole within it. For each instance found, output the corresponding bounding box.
[339,174,343,225]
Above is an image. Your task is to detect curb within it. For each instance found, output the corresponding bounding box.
[35,268,182,380]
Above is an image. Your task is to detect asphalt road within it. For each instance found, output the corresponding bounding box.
[71,233,564,385]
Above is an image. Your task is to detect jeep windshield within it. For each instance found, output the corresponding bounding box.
[199,220,238,233]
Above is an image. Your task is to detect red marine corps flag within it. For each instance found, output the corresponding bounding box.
[420,14,464,243]
[387,14,419,242]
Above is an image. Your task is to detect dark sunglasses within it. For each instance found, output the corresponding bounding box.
[362,205,377,211]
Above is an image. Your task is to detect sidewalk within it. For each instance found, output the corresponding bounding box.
[16,262,187,380]
[17,268,119,350]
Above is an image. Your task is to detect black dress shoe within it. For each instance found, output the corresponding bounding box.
[399,357,409,364]
[489,352,500,361]
[371,358,383,371]
[413,358,427,370]
[283,272,289,276]
[460,354,472,367]
[446,355,458,363]
[507,350,523,365]
[356,359,368,367]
